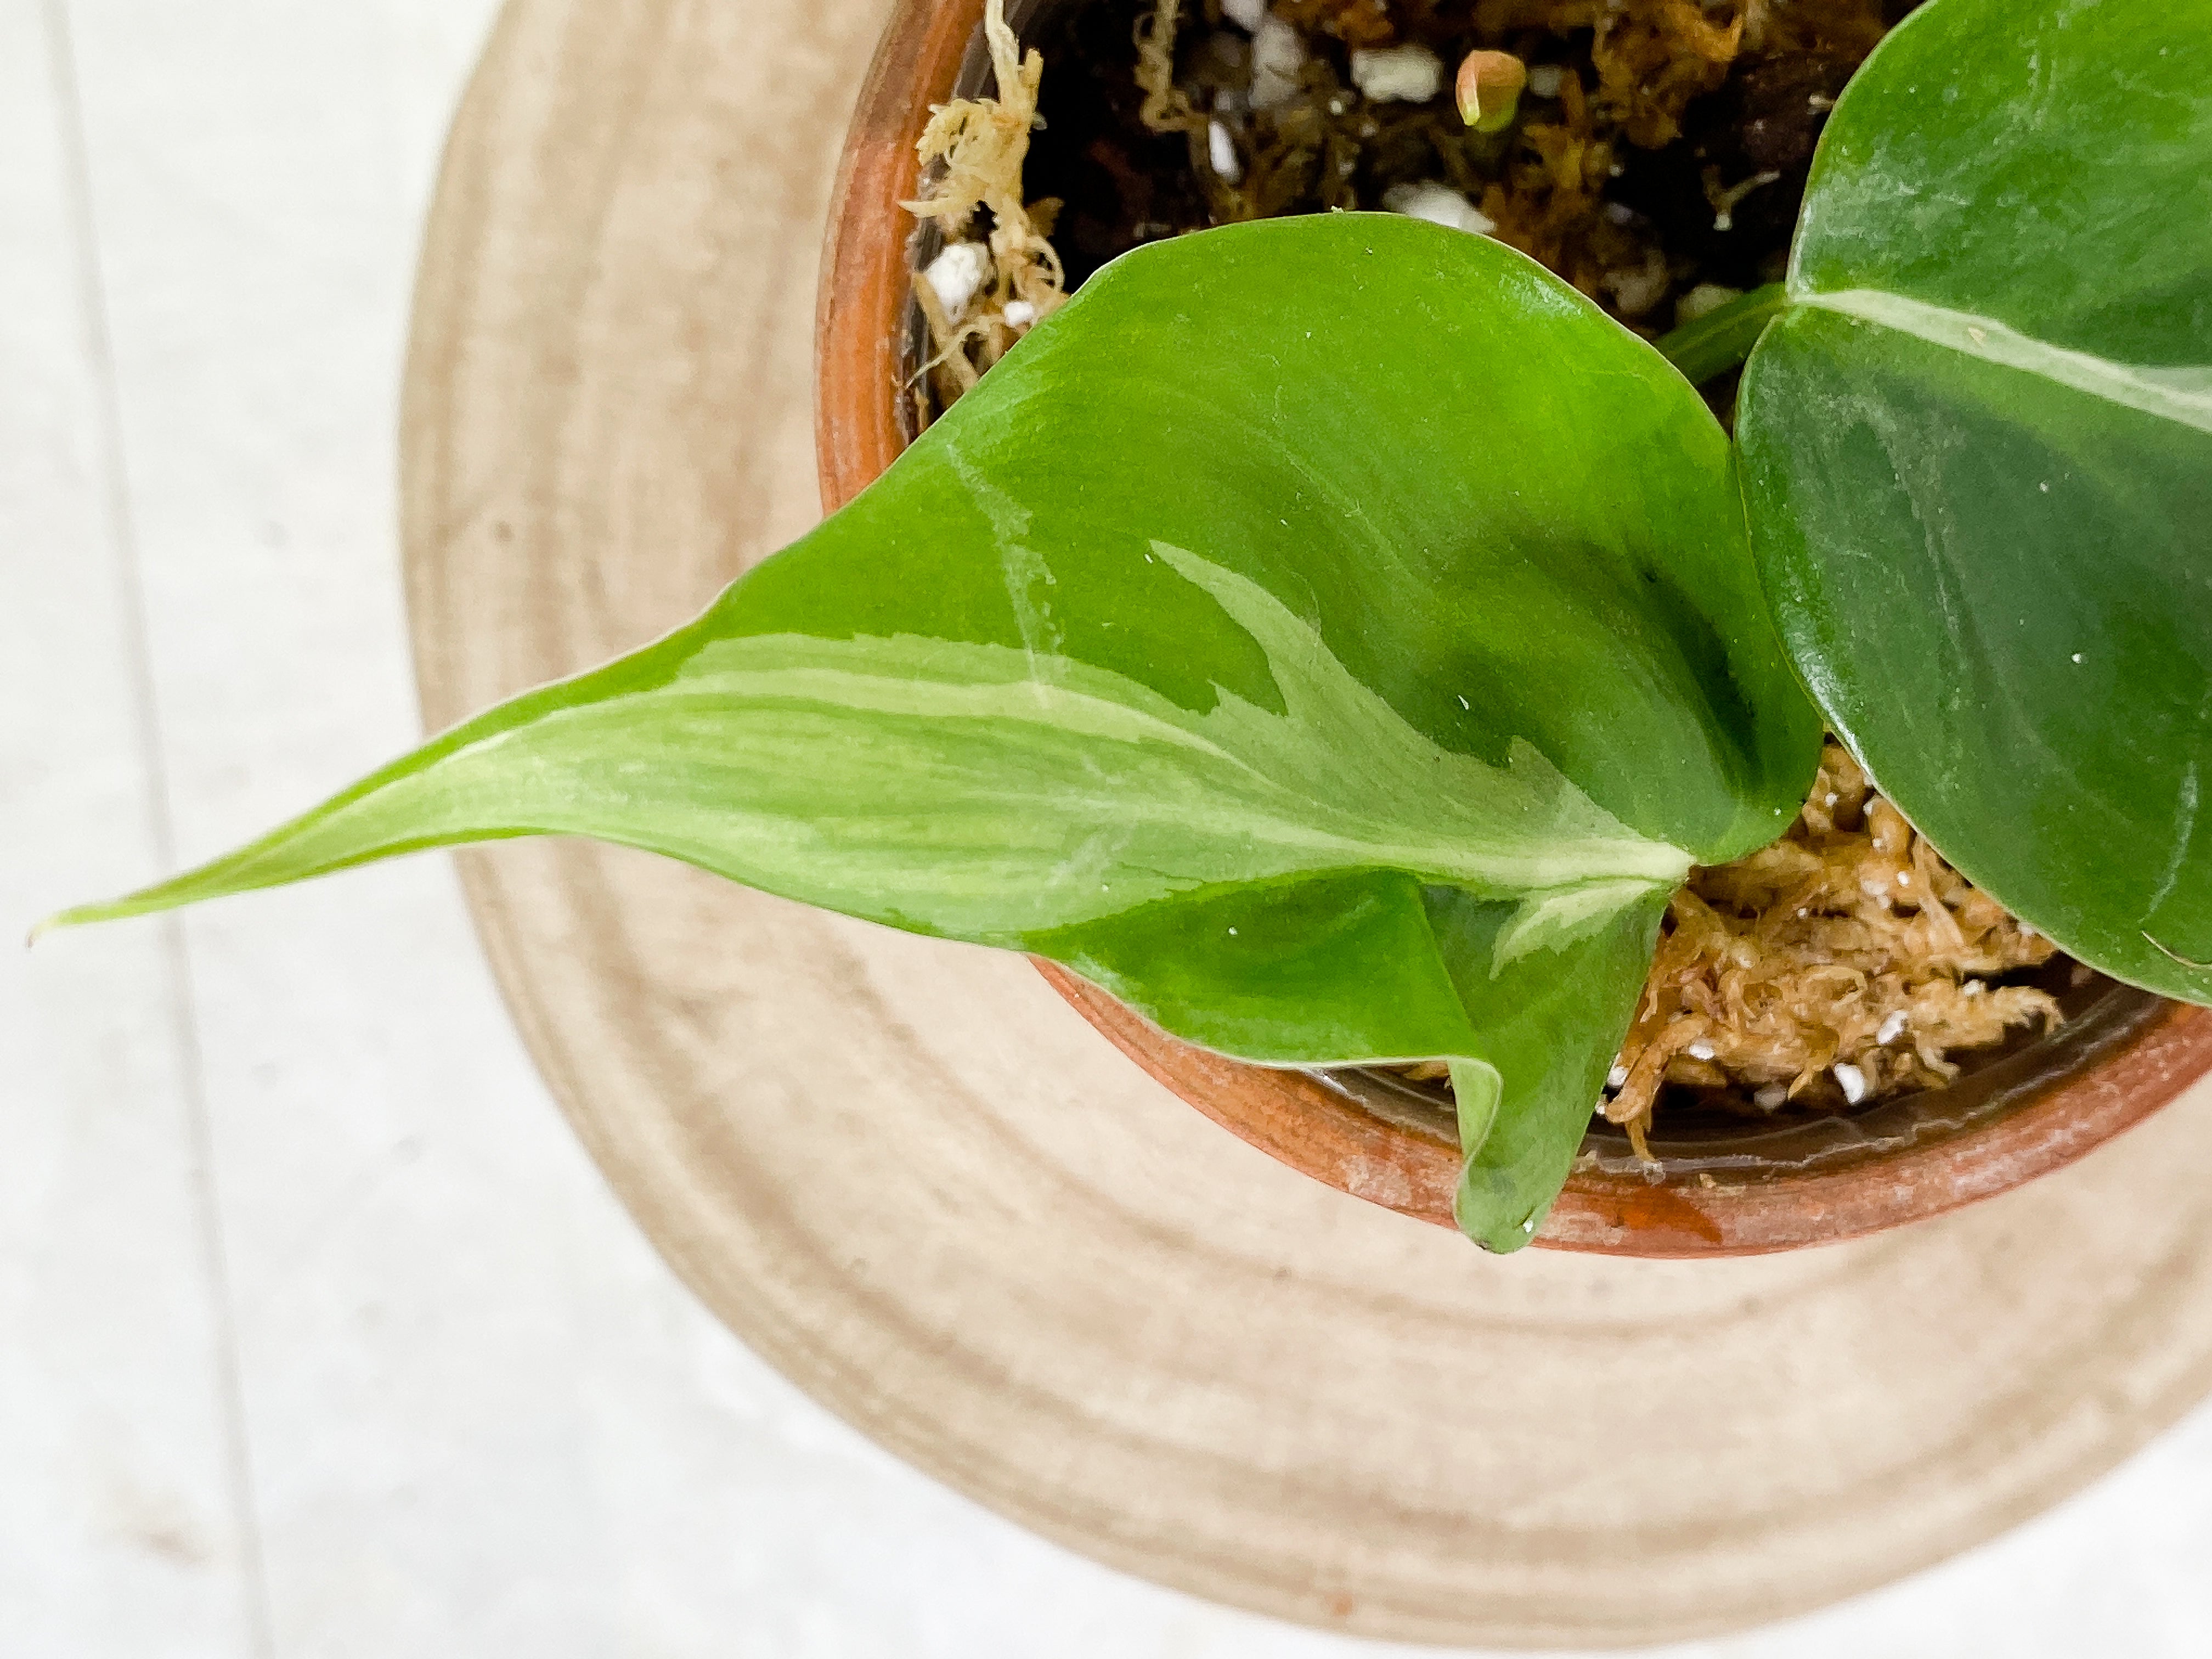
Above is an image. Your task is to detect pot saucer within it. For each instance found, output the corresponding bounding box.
[402,0,2212,1643]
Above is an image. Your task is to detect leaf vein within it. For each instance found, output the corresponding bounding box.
[1800,289,2212,435]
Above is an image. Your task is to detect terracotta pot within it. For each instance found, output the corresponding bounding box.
[812,0,2212,1254]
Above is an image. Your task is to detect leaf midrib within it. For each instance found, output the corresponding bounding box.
[1796,287,2212,435]
[472,662,1695,898]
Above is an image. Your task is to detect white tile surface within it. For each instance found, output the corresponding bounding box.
[2,3,260,1652]
[8,0,2212,1654]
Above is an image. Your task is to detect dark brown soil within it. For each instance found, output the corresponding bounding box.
[1021,0,1920,334]
[1021,0,1218,283]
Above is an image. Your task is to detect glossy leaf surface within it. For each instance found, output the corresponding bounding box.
[58,215,1819,1247]
[1741,0,2212,1000]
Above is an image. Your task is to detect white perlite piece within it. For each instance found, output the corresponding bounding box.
[1754,1083,1790,1109]
[1833,1062,1870,1104]
[1602,253,1671,319]
[1222,0,1267,30]
[1002,299,1036,328]
[923,240,991,320]
[1249,16,1307,110]
[1350,43,1444,104]
[1525,63,1564,98]
[1381,180,1494,236]
[1877,1010,1908,1045]
[1686,1039,1717,1061]
[1207,119,1242,182]
[1606,1063,1630,1090]
[1674,282,1743,325]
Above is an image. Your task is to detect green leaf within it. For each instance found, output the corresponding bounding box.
[1655,281,1788,386]
[1741,0,2212,1003]
[55,215,1819,1248]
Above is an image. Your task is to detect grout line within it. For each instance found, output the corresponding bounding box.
[41,3,279,1655]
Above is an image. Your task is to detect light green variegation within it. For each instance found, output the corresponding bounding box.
[59,544,1687,939]
[54,213,1820,1251]
[1738,0,2212,1003]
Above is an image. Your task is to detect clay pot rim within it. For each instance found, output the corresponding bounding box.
[811,0,2212,1255]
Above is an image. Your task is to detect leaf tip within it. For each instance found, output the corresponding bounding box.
[1452,1143,1553,1255]
[29,878,197,941]
[29,900,118,944]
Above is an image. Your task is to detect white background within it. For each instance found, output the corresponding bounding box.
[7,1,2212,1654]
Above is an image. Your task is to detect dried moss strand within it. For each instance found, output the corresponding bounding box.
[904,0,1069,411]
[1604,742,2061,1138]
